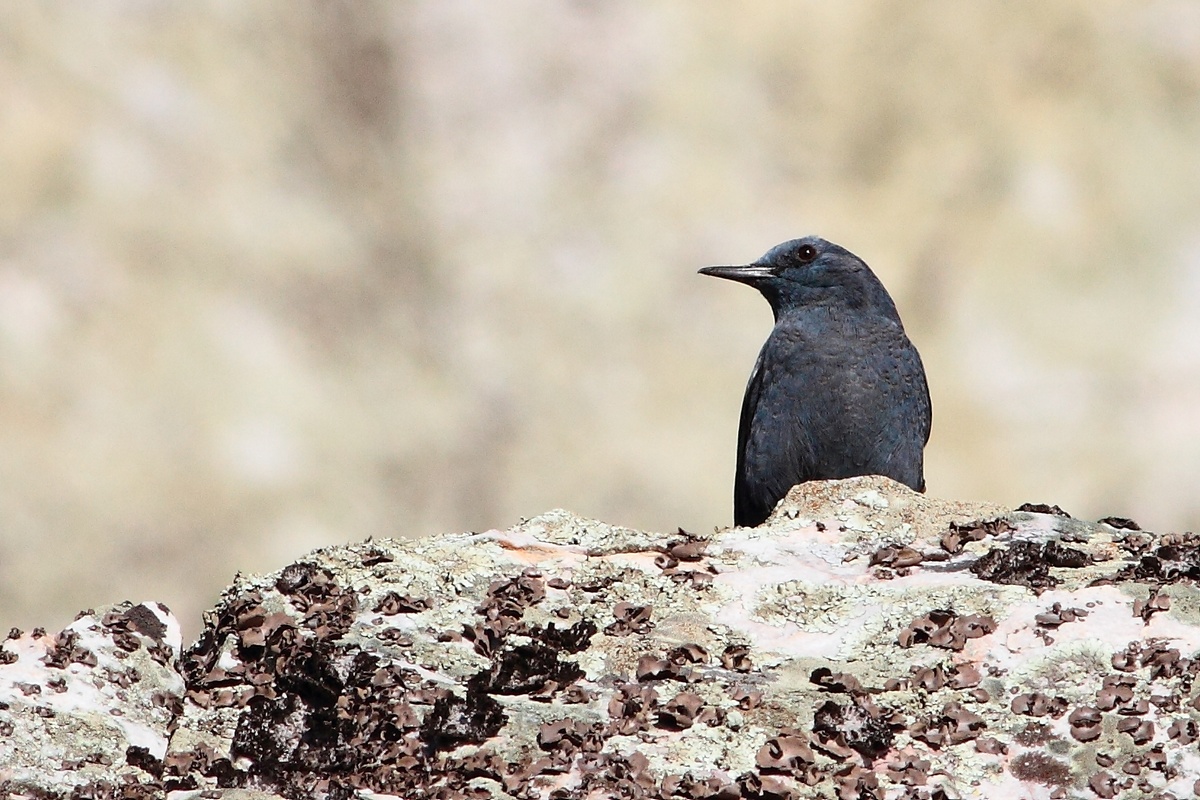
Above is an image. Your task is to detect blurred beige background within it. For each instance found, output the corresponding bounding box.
[2,2,1200,638]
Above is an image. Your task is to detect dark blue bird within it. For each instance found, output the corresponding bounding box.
[700,236,931,527]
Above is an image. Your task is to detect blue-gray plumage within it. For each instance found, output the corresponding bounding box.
[700,236,931,527]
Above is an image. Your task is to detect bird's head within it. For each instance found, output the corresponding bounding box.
[699,236,900,321]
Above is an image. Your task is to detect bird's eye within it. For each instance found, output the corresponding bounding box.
[796,244,818,262]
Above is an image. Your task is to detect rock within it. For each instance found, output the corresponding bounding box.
[0,601,182,796]
[6,476,1200,798]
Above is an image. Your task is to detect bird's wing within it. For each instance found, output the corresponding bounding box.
[733,346,768,527]
[878,333,932,490]
[911,342,933,491]
[918,352,932,445]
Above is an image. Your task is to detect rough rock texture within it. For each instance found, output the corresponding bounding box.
[7,477,1200,798]
[0,601,183,794]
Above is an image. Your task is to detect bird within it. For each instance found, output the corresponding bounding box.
[699,236,931,527]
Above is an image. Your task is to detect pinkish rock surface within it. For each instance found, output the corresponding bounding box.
[5,476,1200,799]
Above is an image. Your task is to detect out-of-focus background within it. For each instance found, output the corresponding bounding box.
[2,2,1200,637]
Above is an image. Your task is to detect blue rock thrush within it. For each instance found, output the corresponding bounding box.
[700,236,931,527]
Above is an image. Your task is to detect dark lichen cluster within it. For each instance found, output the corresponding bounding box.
[163,560,610,798]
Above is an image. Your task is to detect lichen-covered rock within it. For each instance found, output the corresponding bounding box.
[8,476,1200,799]
[0,601,182,798]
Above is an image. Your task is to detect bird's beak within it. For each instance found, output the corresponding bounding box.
[697,263,776,285]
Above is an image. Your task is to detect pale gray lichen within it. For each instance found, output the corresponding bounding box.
[1159,582,1200,625]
